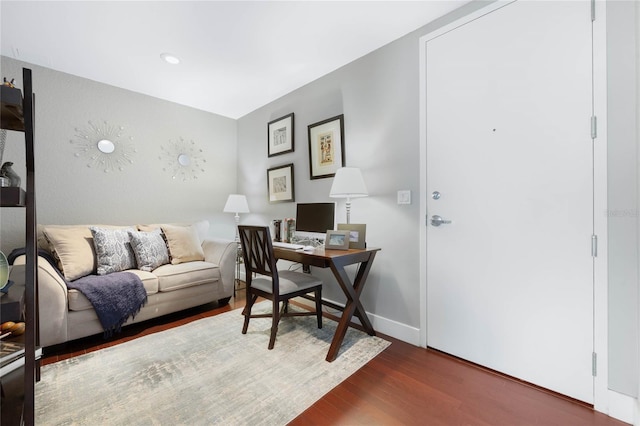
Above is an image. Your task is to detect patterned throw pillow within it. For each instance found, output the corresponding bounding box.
[128,229,170,272]
[90,227,137,275]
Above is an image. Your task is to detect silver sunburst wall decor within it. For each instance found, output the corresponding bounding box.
[70,120,136,173]
[160,137,206,181]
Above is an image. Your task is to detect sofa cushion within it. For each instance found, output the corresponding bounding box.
[137,220,209,242]
[128,229,170,272]
[153,261,219,292]
[90,227,137,275]
[161,224,205,265]
[43,226,96,281]
[68,270,159,311]
[41,224,133,280]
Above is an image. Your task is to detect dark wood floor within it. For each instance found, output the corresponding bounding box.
[41,289,628,426]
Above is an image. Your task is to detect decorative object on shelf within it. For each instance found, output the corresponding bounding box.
[2,77,16,88]
[325,230,350,250]
[0,128,6,165]
[337,223,367,249]
[308,114,345,179]
[70,120,136,173]
[0,250,9,290]
[267,163,295,204]
[268,113,294,157]
[0,161,20,187]
[0,130,6,187]
[223,194,250,241]
[330,167,368,224]
[160,137,206,181]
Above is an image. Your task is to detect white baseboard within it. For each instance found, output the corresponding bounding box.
[292,295,421,345]
[606,390,638,425]
[369,311,421,345]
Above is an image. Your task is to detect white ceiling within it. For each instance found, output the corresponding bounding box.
[0,1,468,119]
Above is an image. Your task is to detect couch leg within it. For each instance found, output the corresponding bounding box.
[218,296,231,306]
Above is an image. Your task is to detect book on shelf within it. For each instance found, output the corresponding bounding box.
[0,340,42,377]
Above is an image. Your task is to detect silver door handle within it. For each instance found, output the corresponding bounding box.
[431,215,452,227]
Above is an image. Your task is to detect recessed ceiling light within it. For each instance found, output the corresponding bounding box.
[160,53,180,65]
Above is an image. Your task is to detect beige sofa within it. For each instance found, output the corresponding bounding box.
[9,220,236,348]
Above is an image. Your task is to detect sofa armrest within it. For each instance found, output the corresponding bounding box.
[201,238,236,298]
[10,255,69,347]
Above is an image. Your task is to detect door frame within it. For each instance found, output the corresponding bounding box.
[417,0,609,413]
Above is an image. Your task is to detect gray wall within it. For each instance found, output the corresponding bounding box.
[236,2,490,333]
[607,0,639,398]
[0,57,239,254]
[236,39,422,327]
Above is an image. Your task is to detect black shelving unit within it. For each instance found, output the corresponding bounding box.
[0,68,39,426]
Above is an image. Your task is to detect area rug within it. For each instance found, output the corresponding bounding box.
[35,302,391,425]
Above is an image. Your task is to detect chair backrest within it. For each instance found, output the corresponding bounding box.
[238,225,278,280]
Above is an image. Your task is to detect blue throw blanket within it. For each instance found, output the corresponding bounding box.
[9,247,148,337]
[67,272,148,337]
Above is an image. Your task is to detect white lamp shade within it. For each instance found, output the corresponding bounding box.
[329,167,368,198]
[223,194,250,213]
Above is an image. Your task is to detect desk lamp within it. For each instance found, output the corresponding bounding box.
[223,194,250,241]
[329,167,368,224]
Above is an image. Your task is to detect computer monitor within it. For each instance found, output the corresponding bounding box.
[295,202,336,242]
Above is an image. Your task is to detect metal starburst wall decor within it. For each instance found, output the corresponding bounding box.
[159,137,206,181]
[70,120,136,173]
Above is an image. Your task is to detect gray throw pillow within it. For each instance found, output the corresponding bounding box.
[90,227,137,275]
[128,228,170,272]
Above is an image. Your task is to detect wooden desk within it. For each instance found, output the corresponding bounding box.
[273,246,381,362]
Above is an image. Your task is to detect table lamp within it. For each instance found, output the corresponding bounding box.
[223,194,250,240]
[329,167,368,224]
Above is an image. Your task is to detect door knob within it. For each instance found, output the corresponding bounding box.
[431,215,452,227]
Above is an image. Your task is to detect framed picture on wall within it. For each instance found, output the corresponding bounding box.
[307,114,345,179]
[337,223,367,249]
[268,113,294,157]
[267,163,295,204]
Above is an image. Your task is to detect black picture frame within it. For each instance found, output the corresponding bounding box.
[307,114,345,179]
[267,163,295,204]
[268,113,294,157]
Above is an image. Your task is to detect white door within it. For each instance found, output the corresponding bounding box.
[426,1,594,403]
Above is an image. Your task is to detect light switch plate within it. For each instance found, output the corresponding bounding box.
[397,190,411,205]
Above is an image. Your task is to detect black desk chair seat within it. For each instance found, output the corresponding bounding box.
[238,225,323,349]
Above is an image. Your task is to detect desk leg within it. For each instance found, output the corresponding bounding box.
[326,251,377,362]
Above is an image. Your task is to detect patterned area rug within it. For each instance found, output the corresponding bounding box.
[35,302,390,425]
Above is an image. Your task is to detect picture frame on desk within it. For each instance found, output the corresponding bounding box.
[325,230,350,250]
[337,223,366,249]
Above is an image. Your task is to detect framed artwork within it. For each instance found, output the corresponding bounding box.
[307,114,345,179]
[268,113,294,157]
[337,223,367,249]
[267,163,295,204]
[325,230,350,250]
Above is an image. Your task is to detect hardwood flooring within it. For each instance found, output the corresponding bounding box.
[41,289,628,426]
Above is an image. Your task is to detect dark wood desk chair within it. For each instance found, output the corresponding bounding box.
[238,225,323,349]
